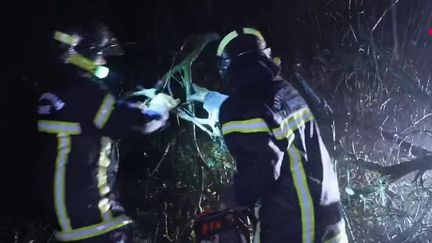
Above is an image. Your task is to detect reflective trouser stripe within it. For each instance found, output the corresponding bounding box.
[253,203,261,243]
[94,94,115,129]
[273,108,314,140]
[98,198,113,222]
[54,214,132,242]
[55,135,72,231]
[288,145,315,243]
[38,120,80,231]
[97,137,113,221]
[253,222,261,243]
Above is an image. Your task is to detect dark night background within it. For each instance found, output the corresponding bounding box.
[4,0,432,242]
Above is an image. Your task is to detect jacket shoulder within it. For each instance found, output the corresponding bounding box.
[219,94,267,125]
[273,81,309,116]
[37,81,112,123]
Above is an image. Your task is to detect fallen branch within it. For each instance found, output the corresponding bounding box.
[355,156,432,181]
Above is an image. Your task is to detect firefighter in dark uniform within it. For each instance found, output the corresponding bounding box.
[189,28,348,243]
[37,21,179,242]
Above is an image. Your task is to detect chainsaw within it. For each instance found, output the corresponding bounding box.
[193,208,253,243]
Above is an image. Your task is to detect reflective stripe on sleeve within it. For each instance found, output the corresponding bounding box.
[273,108,314,140]
[38,120,81,135]
[94,94,115,129]
[222,118,270,135]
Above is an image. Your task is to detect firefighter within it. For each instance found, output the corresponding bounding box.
[189,28,348,243]
[36,20,179,242]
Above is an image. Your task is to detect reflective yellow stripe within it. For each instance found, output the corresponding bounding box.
[38,120,81,135]
[55,135,72,231]
[222,118,270,135]
[97,137,113,221]
[216,30,239,57]
[273,108,314,140]
[217,28,266,57]
[288,145,315,243]
[54,31,80,46]
[39,120,79,231]
[98,198,112,221]
[242,28,265,42]
[68,53,98,74]
[253,222,261,243]
[253,203,261,243]
[54,214,132,242]
[94,94,115,129]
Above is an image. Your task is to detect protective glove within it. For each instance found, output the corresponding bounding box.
[133,88,157,99]
[139,93,180,134]
[188,83,210,103]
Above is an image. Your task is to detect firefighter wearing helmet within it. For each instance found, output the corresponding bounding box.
[190,28,348,243]
[36,20,179,242]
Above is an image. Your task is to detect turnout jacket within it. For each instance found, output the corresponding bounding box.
[37,79,165,242]
[209,54,346,243]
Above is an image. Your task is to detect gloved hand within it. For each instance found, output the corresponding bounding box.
[137,93,179,134]
[133,88,157,99]
[188,83,210,103]
[148,92,180,112]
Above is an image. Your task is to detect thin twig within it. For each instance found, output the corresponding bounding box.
[150,142,172,176]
